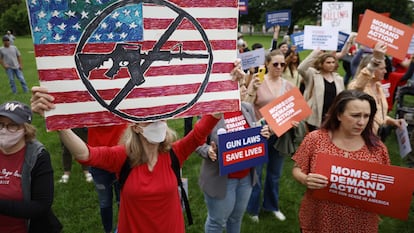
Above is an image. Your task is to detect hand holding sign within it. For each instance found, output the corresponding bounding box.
[208,141,218,161]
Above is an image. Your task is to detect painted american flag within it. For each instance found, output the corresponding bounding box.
[26,0,240,130]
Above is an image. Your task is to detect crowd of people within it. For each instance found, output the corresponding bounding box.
[1,18,414,233]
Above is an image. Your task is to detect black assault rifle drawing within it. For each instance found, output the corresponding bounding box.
[77,43,209,86]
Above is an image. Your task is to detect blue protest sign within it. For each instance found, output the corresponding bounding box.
[265,10,291,29]
[337,31,350,52]
[218,127,268,176]
[290,32,304,52]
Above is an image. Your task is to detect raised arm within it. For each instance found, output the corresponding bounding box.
[31,86,90,161]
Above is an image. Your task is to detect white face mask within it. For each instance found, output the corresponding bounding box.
[141,121,167,144]
[0,128,25,149]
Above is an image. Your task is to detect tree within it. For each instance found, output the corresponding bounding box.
[0,2,29,35]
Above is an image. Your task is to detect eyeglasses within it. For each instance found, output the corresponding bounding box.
[0,122,21,133]
[272,62,286,68]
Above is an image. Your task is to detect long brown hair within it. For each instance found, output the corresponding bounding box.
[321,90,380,149]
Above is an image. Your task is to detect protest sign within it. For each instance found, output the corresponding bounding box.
[237,48,265,71]
[218,127,268,176]
[26,0,240,130]
[259,88,311,137]
[321,1,353,33]
[303,25,339,51]
[312,153,414,220]
[396,122,412,158]
[265,10,291,29]
[290,32,304,52]
[356,9,414,60]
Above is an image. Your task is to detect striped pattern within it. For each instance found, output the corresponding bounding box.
[27,0,240,130]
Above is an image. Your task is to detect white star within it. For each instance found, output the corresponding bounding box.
[135,10,140,17]
[95,10,102,16]
[107,33,114,39]
[69,35,77,41]
[93,34,101,40]
[115,22,122,28]
[81,11,89,19]
[38,11,46,19]
[72,23,81,30]
[119,32,127,39]
[101,22,108,29]
[53,34,62,41]
[34,26,41,32]
[96,0,102,4]
[57,23,67,30]
[51,10,60,17]
[112,11,120,19]
[129,22,138,29]
[123,9,131,17]
[70,0,76,3]
[85,0,91,3]
[65,10,76,18]
[31,0,37,5]
[47,23,52,31]
[41,37,47,43]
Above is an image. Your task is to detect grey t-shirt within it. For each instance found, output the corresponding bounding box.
[0,45,20,69]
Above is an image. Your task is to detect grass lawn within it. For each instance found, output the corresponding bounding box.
[3,36,414,233]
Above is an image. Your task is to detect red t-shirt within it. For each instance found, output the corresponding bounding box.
[0,147,27,233]
[78,115,219,233]
[87,124,128,146]
[224,111,251,179]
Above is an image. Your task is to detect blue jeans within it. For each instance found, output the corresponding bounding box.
[246,135,284,215]
[204,175,252,233]
[6,68,28,93]
[89,167,120,233]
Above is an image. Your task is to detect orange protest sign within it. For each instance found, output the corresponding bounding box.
[312,153,414,220]
[356,9,414,60]
[259,87,311,137]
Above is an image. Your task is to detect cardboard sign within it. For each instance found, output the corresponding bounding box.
[26,0,240,130]
[303,25,339,51]
[259,87,312,137]
[265,10,291,28]
[237,48,265,70]
[321,1,353,33]
[218,127,268,176]
[356,9,414,60]
[312,153,414,220]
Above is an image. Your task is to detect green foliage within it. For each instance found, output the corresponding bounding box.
[0,2,29,35]
[3,36,413,233]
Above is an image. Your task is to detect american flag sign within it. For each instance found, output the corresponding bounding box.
[26,0,240,130]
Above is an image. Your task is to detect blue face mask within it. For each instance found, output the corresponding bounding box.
[141,121,167,144]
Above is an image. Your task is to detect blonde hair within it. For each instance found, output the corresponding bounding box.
[120,124,177,167]
[23,123,36,142]
[313,52,336,71]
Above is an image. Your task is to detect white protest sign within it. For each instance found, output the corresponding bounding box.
[303,25,339,51]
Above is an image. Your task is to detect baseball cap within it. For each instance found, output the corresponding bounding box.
[0,101,32,124]
[2,36,9,41]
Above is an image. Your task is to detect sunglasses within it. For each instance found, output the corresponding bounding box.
[272,62,286,68]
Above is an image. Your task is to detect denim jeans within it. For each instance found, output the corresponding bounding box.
[246,135,284,215]
[6,68,28,93]
[89,167,120,233]
[204,175,252,233]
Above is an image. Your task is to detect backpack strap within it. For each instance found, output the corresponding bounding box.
[169,149,193,225]
[118,150,193,225]
[118,157,131,190]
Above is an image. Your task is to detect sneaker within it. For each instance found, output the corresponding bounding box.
[273,210,286,221]
[249,215,259,223]
[85,173,93,183]
[58,174,69,183]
